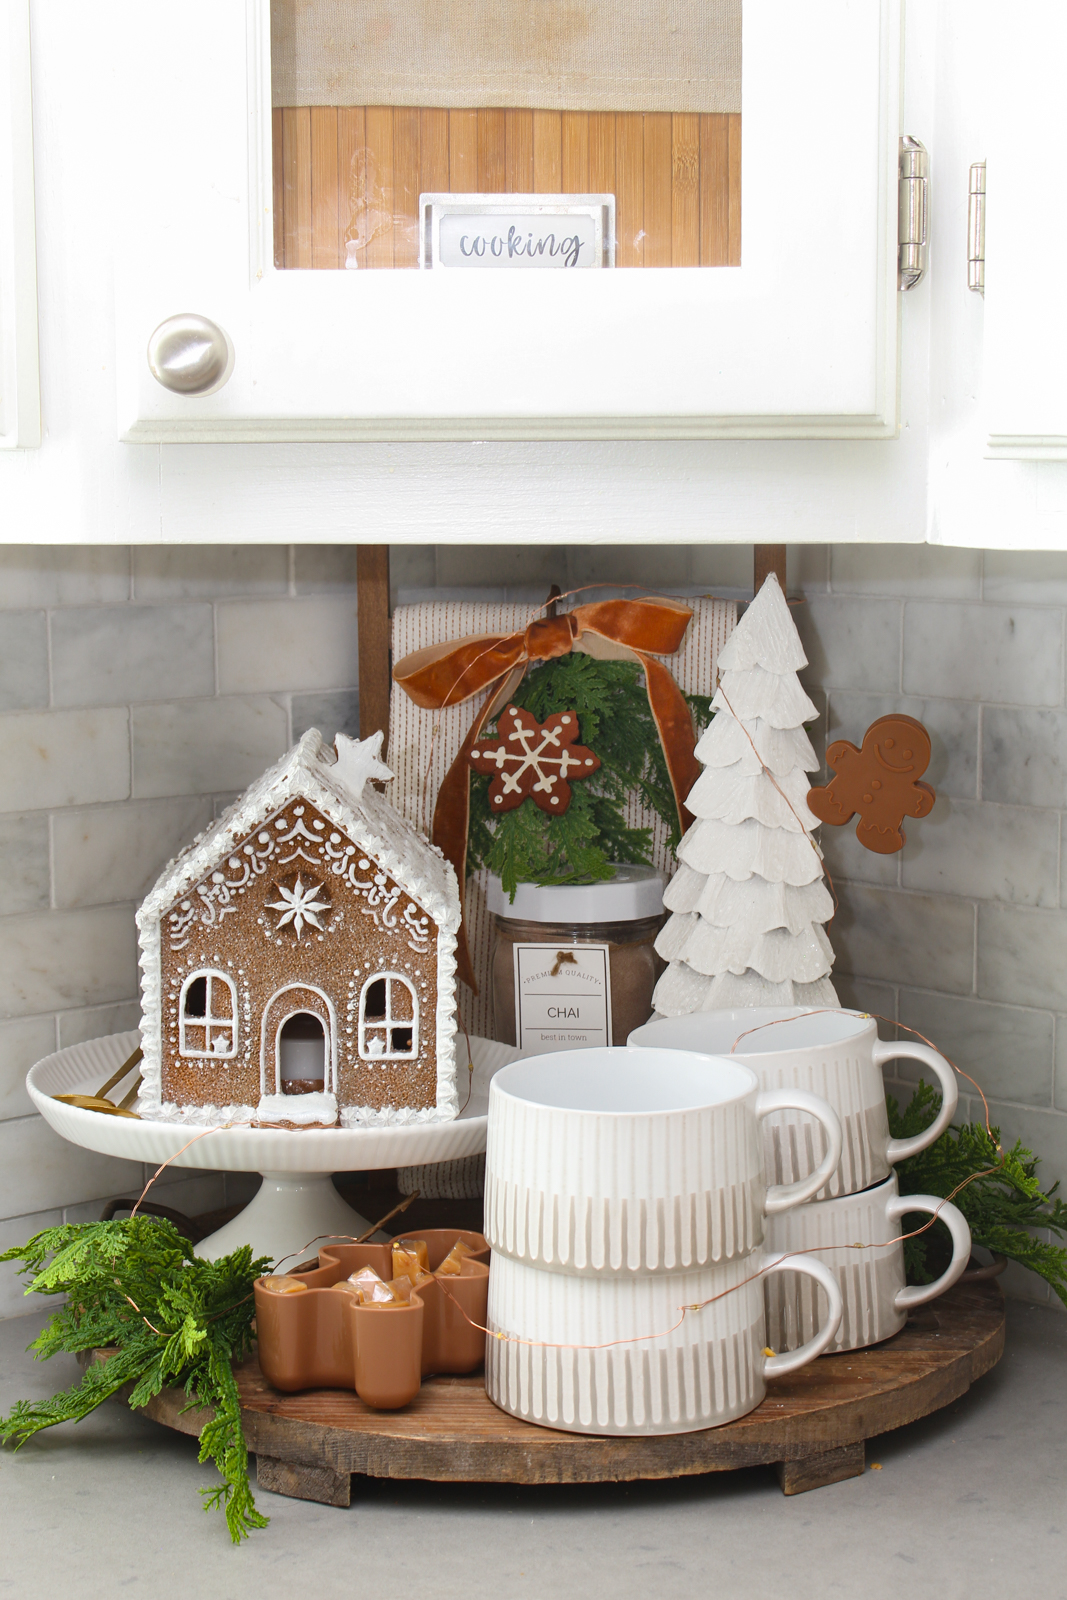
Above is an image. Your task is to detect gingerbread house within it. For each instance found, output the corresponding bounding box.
[135,730,461,1128]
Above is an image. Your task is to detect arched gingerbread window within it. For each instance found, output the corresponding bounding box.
[179,970,237,1059]
[358,973,418,1061]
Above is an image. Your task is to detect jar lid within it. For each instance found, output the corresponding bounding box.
[487,865,665,923]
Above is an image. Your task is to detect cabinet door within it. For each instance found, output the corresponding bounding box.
[0,0,40,449]
[983,5,1067,458]
[114,0,903,442]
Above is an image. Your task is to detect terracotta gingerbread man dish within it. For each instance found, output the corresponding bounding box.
[806,714,935,854]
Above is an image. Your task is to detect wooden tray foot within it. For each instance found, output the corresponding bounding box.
[257,1454,351,1507]
[776,1440,865,1495]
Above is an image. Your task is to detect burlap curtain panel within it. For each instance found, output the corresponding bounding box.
[271,0,741,114]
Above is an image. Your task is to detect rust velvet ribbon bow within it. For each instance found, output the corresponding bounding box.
[392,598,701,992]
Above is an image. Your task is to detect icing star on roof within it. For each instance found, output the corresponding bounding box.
[330,731,393,800]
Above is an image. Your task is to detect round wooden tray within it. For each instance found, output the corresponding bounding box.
[127,1278,1004,1504]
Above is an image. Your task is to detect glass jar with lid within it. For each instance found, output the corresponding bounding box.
[488,865,665,1053]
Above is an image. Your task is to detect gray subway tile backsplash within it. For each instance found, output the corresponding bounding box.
[0,813,51,916]
[130,695,288,798]
[831,543,982,601]
[0,546,129,610]
[0,612,49,712]
[982,705,1067,809]
[901,798,1060,908]
[133,544,289,601]
[215,595,360,695]
[977,903,1067,1011]
[0,708,130,812]
[798,596,902,694]
[897,990,1054,1108]
[982,549,1067,607]
[291,688,361,747]
[831,884,976,995]
[50,604,216,707]
[0,905,138,1019]
[51,797,214,910]
[904,601,1063,705]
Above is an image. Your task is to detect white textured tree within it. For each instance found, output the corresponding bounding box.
[652,573,838,1013]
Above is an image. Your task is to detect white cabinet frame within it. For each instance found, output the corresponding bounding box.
[0,0,41,450]
[115,0,902,444]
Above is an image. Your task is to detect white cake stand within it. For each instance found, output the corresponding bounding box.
[27,1031,520,1266]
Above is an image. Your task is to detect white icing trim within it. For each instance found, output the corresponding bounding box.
[139,1101,257,1127]
[340,1102,452,1128]
[256,1091,338,1126]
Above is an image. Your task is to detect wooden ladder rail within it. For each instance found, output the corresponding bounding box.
[753,544,786,595]
[356,545,392,750]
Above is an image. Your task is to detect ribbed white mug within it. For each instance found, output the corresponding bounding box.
[486,1247,844,1435]
[485,1047,842,1274]
[763,1172,971,1353]
[628,1008,958,1200]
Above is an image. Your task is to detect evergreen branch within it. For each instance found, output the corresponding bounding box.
[0,1218,271,1542]
[468,656,713,891]
[888,1082,1067,1306]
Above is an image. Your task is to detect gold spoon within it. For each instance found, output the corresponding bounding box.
[53,1044,144,1118]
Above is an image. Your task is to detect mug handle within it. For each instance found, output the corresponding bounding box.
[875,1041,959,1162]
[886,1192,972,1310]
[755,1089,844,1213]
[761,1253,844,1378]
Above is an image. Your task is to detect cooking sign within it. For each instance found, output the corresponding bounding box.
[420,193,615,269]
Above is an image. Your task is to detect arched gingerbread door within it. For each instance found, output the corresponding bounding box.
[260,984,337,1097]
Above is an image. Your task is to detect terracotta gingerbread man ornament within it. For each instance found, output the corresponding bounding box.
[806,714,935,854]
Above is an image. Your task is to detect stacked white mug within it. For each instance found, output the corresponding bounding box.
[628,1008,973,1353]
[483,1046,848,1435]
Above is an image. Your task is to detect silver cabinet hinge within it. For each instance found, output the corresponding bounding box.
[898,135,929,290]
[968,161,986,294]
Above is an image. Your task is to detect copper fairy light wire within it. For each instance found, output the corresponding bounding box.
[728,1008,999,1147]
[130,1123,236,1217]
[714,683,840,925]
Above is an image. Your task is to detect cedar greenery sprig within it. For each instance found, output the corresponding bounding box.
[888,1081,1067,1306]
[467,654,713,897]
[0,1216,271,1542]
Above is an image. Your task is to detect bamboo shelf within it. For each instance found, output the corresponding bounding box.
[112,1278,1004,1505]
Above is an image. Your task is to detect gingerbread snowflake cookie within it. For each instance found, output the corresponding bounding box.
[469,705,600,814]
[806,714,935,854]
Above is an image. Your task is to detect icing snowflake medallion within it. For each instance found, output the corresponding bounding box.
[268,874,330,939]
[468,706,600,814]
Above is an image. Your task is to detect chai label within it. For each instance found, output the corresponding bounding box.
[512,942,612,1052]
[420,193,615,270]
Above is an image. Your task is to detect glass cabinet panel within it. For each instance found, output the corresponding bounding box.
[270,0,741,270]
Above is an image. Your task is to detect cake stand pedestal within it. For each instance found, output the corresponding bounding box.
[28,1031,518,1265]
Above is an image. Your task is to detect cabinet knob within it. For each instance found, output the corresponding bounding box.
[147,314,233,395]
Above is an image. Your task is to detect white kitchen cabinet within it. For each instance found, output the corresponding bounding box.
[981,6,1067,460]
[10,0,1067,549]
[0,0,40,449]
[113,0,905,444]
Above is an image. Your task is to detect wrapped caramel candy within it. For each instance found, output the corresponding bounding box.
[259,1275,309,1295]
[435,1239,475,1276]
[391,1238,430,1283]
[329,1279,364,1299]
[348,1265,397,1304]
[387,1276,413,1303]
